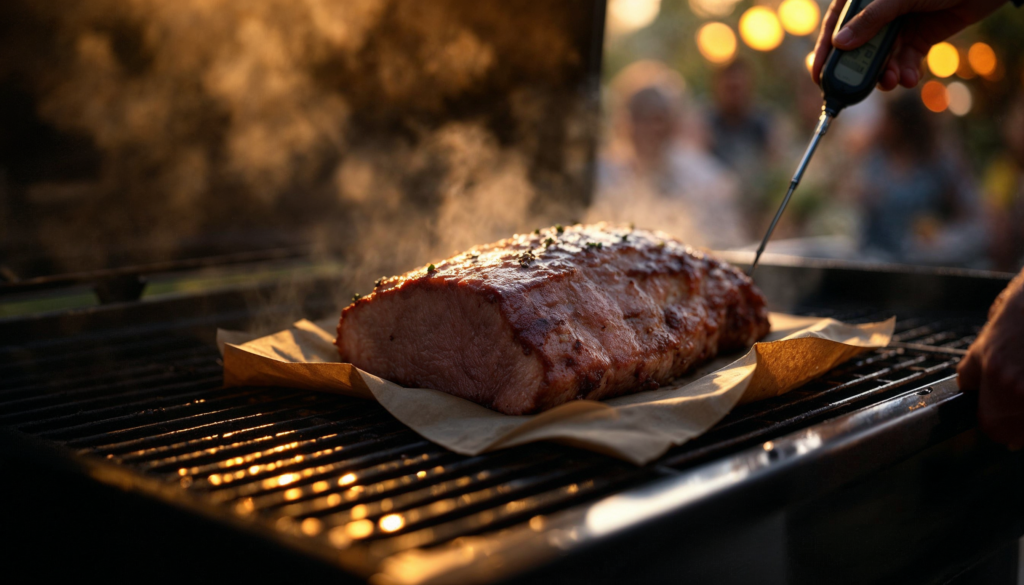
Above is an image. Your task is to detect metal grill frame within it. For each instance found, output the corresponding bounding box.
[1,258,1021,584]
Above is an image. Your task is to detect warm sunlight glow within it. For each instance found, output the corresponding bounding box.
[921,80,949,113]
[805,51,815,73]
[697,22,738,64]
[967,42,997,78]
[689,0,740,18]
[739,7,785,52]
[608,0,662,36]
[778,0,820,36]
[926,42,959,78]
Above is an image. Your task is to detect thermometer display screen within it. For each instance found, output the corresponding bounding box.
[833,0,889,86]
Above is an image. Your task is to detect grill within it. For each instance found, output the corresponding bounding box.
[2,258,1022,584]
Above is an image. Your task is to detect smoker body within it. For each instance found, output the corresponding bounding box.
[1,258,1020,584]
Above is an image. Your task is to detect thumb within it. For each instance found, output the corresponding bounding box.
[832,0,910,50]
[957,349,982,392]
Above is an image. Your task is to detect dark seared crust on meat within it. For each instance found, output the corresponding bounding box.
[336,223,770,415]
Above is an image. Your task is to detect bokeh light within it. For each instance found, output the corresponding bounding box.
[946,81,972,116]
[805,51,815,73]
[697,22,738,64]
[967,42,997,78]
[345,519,375,539]
[777,0,820,36]
[379,514,406,533]
[956,49,976,79]
[921,80,949,113]
[926,42,959,78]
[739,7,785,52]
[689,0,740,18]
[607,0,662,37]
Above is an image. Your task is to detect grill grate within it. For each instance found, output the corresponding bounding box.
[0,308,981,577]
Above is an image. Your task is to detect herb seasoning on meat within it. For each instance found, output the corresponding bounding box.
[335,223,770,415]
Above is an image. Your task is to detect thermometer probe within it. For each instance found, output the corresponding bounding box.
[748,0,902,275]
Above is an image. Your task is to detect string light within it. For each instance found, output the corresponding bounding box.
[946,81,972,116]
[696,22,738,64]
[920,80,949,113]
[778,0,820,36]
[689,0,740,18]
[967,42,997,78]
[607,0,662,37]
[926,42,959,78]
[739,7,784,52]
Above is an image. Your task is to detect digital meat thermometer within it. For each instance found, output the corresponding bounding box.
[748,0,902,275]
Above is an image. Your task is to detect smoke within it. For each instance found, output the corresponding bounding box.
[1,0,599,301]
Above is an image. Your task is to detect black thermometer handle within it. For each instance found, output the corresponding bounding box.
[820,0,903,115]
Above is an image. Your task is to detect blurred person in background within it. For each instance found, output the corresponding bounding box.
[982,91,1024,272]
[706,58,785,233]
[589,61,747,249]
[846,93,986,265]
[813,0,1023,448]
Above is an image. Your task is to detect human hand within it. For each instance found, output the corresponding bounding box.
[811,0,1008,91]
[957,270,1024,449]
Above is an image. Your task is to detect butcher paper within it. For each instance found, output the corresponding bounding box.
[218,313,893,465]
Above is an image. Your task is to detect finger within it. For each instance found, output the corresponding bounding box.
[957,350,982,392]
[977,374,1024,447]
[891,21,944,89]
[812,0,845,84]
[876,36,903,91]
[833,0,912,50]
[901,54,925,88]
[877,63,899,91]
[895,44,924,88]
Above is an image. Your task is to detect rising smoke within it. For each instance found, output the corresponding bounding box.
[0,0,600,299]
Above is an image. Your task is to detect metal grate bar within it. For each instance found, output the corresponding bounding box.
[0,351,217,399]
[62,392,349,449]
[270,451,485,518]
[204,439,438,502]
[221,450,453,514]
[658,350,961,469]
[0,367,224,422]
[0,347,218,396]
[191,430,423,492]
[141,411,397,474]
[91,399,361,459]
[321,461,619,548]
[887,342,967,356]
[21,382,251,436]
[305,456,565,526]
[15,377,229,433]
[0,303,985,580]
[353,469,642,558]
[0,336,203,377]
